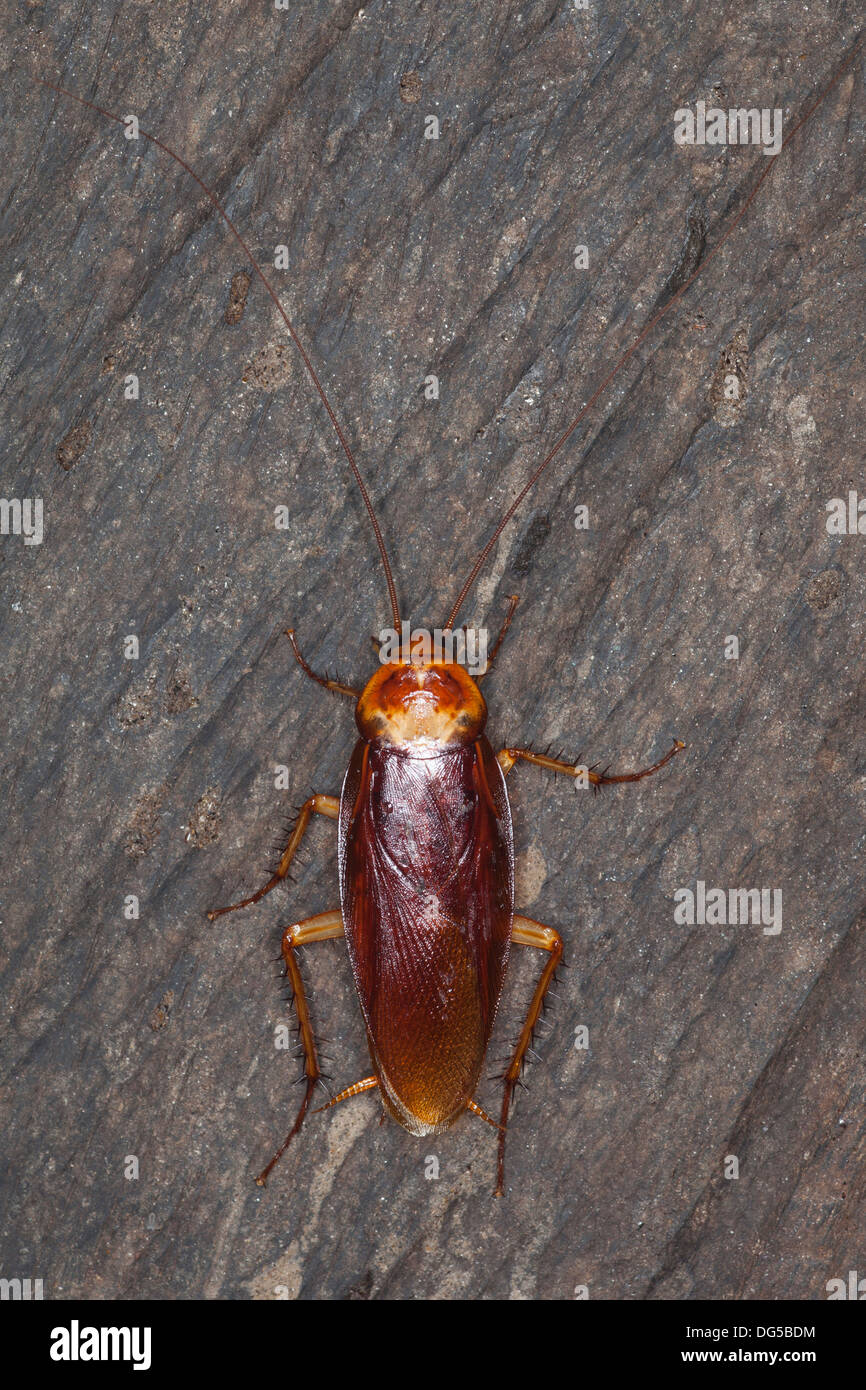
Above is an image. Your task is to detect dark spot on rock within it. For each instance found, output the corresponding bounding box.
[711,943,737,975]
[186,787,222,847]
[244,341,292,390]
[805,568,844,612]
[511,510,551,577]
[345,1269,374,1299]
[399,72,422,103]
[150,990,174,1031]
[115,671,159,728]
[164,669,198,715]
[56,420,93,470]
[125,787,165,859]
[225,270,252,325]
[101,355,116,374]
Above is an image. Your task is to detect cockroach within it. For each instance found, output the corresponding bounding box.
[31,40,861,1194]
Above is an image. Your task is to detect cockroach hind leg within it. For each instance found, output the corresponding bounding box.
[206,794,339,920]
[255,1077,319,1187]
[254,910,344,1187]
[495,915,564,1196]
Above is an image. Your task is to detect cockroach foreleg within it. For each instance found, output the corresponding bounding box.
[256,909,344,1186]
[477,594,520,681]
[497,738,685,788]
[496,915,563,1196]
[206,794,339,921]
[286,628,360,699]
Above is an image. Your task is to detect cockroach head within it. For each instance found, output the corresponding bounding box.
[356,660,486,748]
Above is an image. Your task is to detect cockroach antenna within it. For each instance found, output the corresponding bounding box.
[443,36,864,631]
[30,75,402,632]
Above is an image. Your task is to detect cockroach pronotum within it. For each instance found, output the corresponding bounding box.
[30,39,861,1195]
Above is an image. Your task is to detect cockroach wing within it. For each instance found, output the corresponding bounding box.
[339,737,514,1134]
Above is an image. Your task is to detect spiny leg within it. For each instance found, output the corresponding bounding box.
[497,915,563,1197]
[286,628,359,699]
[207,793,339,921]
[497,738,685,788]
[478,594,520,681]
[256,909,344,1186]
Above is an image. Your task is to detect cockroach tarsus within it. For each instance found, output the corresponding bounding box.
[29,38,862,1195]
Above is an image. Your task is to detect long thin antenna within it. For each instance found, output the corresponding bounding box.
[444,38,863,631]
[31,75,402,630]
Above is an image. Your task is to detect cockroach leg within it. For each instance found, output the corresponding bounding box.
[497,738,685,787]
[286,628,359,699]
[313,1076,379,1113]
[206,794,339,921]
[466,1098,504,1131]
[496,915,563,1197]
[477,594,520,682]
[256,909,344,1186]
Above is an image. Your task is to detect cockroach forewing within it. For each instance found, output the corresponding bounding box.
[338,736,513,1133]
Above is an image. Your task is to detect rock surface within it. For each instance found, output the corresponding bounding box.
[1,1,864,1300]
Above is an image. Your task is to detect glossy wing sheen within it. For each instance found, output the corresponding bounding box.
[339,737,514,1134]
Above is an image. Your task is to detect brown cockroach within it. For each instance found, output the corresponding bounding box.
[32,40,861,1194]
